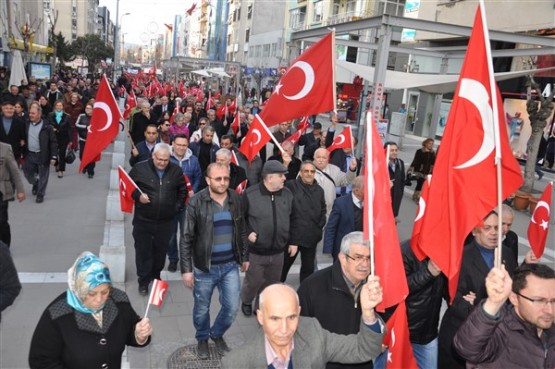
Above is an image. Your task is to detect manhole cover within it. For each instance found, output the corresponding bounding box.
[167,344,222,369]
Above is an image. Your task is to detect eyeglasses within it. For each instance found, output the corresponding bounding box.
[209,176,231,182]
[345,254,371,263]
[515,292,555,308]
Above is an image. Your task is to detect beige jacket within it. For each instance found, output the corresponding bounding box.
[0,142,25,201]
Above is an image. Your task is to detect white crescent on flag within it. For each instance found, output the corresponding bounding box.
[252,129,262,146]
[283,61,315,101]
[531,201,550,230]
[93,102,113,132]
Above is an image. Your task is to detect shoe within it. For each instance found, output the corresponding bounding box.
[57,172,63,178]
[167,261,178,272]
[36,195,44,203]
[212,337,230,355]
[197,340,209,359]
[138,284,149,296]
[32,181,38,195]
[241,303,252,317]
[538,172,544,180]
[88,173,94,179]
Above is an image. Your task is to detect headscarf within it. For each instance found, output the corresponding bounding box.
[66,251,111,314]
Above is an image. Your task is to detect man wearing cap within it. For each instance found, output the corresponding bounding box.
[240,160,294,317]
[0,99,26,162]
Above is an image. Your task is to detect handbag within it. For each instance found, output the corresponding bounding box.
[65,147,76,164]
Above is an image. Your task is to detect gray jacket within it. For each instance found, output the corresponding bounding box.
[221,316,385,369]
[180,188,248,273]
[0,142,24,201]
[243,182,293,255]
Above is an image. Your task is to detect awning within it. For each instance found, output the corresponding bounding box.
[191,69,211,77]
[336,60,555,94]
[8,38,53,54]
[207,67,231,78]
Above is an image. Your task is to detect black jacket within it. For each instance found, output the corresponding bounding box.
[0,242,21,323]
[25,120,58,165]
[285,178,326,247]
[298,261,372,369]
[180,188,248,273]
[401,240,447,345]
[129,159,187,223]
[0,114,26,160]
[47,111,72,146]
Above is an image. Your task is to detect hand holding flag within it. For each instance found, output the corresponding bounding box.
[144,279,169,318]
[118,165,141,213]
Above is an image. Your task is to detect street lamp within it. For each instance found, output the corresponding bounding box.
[113,7,131,81]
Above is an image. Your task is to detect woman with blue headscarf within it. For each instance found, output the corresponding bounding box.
[29,252,152,369]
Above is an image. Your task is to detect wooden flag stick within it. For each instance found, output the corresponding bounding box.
[366,112,375,276]
[257,114,285,154]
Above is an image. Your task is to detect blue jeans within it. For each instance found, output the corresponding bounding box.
[193,261,240,341]
[373,338,438,369]
[167,209,185,263]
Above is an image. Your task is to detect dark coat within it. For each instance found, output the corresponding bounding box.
[401,240,447,345]
[28,289,149,369]
[47,111,72,146]
[25,120,58,165]
[324,194,358,259]
[453,302,555,369]
[130,111,158,145]
[286,178,326,247]
[129,159,187,223]
[267,155,302,181]
[180,188,248,273]
[298,261,372,369]
[438,241,518,369]
[0,242,21,323]
[129,140,157,167]
[0,114,26,160]
[388,158,405,217]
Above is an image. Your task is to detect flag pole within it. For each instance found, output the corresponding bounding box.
[478,0,504,268]
[366,112,375,276]
[257,114,285,154]
[144,284,155,318]
[331,29,337,116]
[118,165,144,195]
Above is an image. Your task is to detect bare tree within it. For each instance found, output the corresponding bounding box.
[521,76,555,193]
[13,14,43,64]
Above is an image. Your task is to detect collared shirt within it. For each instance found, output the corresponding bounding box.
[351,193,363,209]
[265,335,294,369]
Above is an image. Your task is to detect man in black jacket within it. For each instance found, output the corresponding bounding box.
[0,241,21,323]
[23,103,58,203]
[281,161,326,283]
[297,231,376,369]
[0,99,26,162]
[129,143,187,295]
[180,162,249,358]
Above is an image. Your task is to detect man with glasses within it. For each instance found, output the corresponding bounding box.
[454,263,555,368]
[297,231,378,369]
[129,143,187,296]
[438,210,519,369]
[240,160,294,317]
[180,163,249,358]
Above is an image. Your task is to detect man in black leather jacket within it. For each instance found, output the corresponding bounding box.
[129,142,187,296]
[179,162,248,358]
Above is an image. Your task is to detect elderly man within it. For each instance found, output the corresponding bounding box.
[220,134,262,187]
[180,163,249,358]
[0,99,26,164]
[454,263,555,368]
[222,282,385,368]
[129,143,187,295]
[0,142,25,246]
[214,148,247,191]
[313,147,357,217]
[298,231,378,369]
[130,101,158,145]
[189,125,220,174]
[240,161,294,317]
[281,161,326,283]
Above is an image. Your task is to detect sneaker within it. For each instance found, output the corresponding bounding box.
[167,261,178,272]
[197,340,209,359]
[212,337,230,355]
[138,284,149,296]
[32,181,38,195]
[241,303,252,317]
[36,195,44,203]
[538,172,544,180]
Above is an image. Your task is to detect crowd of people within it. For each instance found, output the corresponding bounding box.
[0,68,554,369]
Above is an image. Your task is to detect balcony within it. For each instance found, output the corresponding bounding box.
[324,10,373,26]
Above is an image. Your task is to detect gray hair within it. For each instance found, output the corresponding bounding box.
[184,112,192,119]
[339,231,370,256]
[202,125,215,135]
[352,176,364,190]
[173,113,184,122]
[216,148,231,160]
[153,142,171,155]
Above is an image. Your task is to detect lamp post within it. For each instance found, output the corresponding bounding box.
[113,5,130,82]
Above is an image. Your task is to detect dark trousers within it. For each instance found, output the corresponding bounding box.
[240,252,284,306]
[0,193,10,247]
[280,245,316,283]
[56,140,69,172]
[167,208,185,263]
[23,151,50,197]
[132,218,173,286]
[78,141,95,175]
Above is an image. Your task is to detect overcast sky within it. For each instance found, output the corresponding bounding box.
[98,0,193,45]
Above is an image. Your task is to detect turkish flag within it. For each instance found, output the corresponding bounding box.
[409,175,432,260]
[231,110,240,135]
[183,174,193,205]
[118,165,139,213]
[148,279,168,307]
[364,114,408,311]
[80,75,123,172]
[416,5,523,303]
[284,129,303,146]
[327,125,353,153]
[206,91,214,111]
[230,150,239,166]
[384,302,418,369]
[259,32,335,127]
[178,80,184,98]
[297,116,310,132]
[216,104,226,120]
[123,90,136,120]
[239,114,272,163]
[235,179,248,195]
[528,182,552,259]
[169,105,179,123]
[284,116,310,146]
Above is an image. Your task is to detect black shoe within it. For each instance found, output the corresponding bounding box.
[197,340,209,359]
[241,303,252,317]
[88,173,94,179]
[212,337,230,355]
[138,284,149,296]
[167,261,178,272]
[36,195,44,203]
[32,181,38,195]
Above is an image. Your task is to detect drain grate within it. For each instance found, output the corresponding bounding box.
[167,344,223,369]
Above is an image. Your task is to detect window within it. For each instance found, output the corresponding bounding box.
[313,1,323,23]
[289,7,306,29]
[263,44,270,57]
[245,28,250,43]
[247,5,252,19]
[270,43,276,57]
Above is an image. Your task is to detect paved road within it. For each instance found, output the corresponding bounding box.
[1,128,553,368]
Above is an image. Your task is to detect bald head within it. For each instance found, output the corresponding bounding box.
[259,284,299,310]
